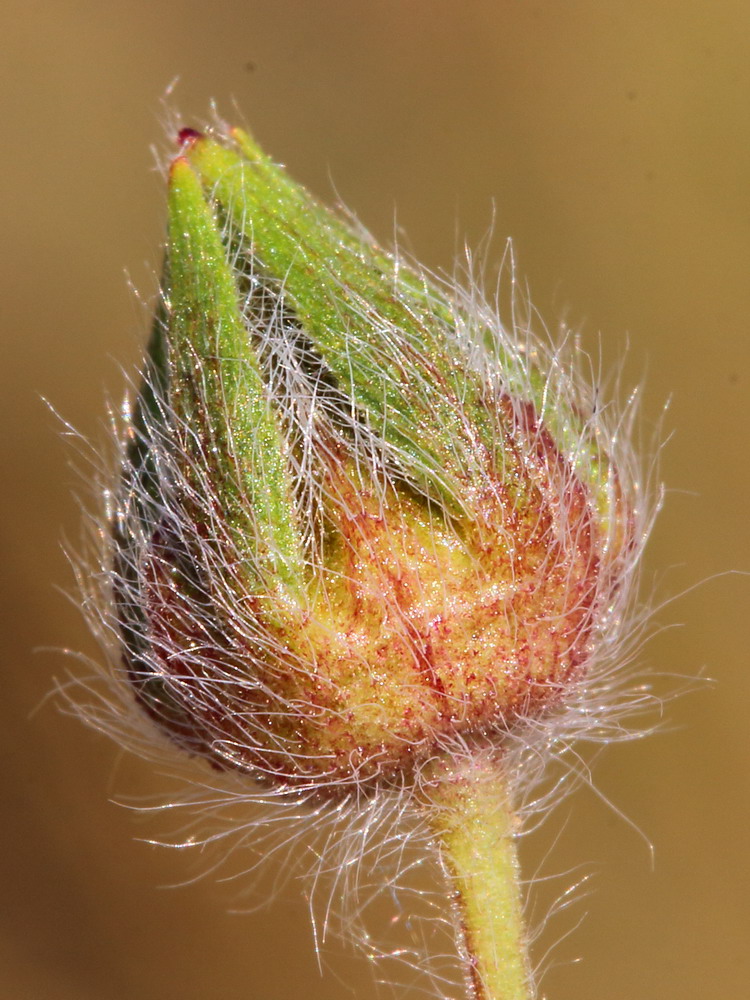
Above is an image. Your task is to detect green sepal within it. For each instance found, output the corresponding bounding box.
[184,131,499,510]
[165,157,304,593]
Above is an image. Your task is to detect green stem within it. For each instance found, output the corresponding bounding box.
[422,754,533,1000]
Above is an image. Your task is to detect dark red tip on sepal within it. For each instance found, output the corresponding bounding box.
[177,127,203,147]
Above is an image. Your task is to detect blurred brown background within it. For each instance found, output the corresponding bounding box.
[2,2,748,998]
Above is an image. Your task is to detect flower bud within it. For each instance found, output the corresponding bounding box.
[115,125,635,793]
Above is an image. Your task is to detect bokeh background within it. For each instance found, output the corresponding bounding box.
[2,2,748,998]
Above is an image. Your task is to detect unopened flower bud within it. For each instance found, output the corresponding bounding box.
[115,124,636,795]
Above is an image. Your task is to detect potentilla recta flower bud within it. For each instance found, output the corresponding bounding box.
[114,125,636,794]
[88,119,654,1000]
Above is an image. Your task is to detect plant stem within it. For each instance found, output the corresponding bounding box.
[421,754,533,1000]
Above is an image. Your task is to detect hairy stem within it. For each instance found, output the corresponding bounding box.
[422,754,533,1000]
